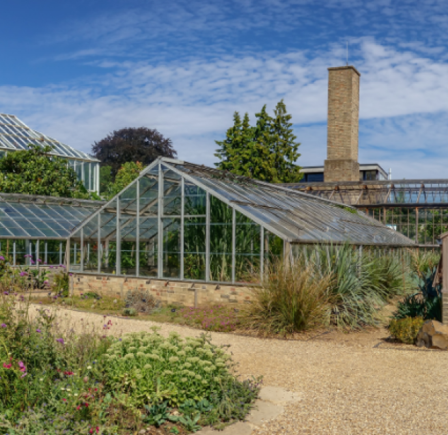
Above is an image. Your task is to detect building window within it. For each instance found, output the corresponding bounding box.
[362,170,378,181]
[305,173,324,182]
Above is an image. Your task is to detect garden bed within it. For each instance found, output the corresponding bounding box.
[0,291,261,434]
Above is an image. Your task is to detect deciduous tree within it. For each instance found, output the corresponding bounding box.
[0,145,93,198]
[92,127,176,177]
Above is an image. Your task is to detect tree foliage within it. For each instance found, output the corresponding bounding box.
[215,100,302,183]
[92,127,177,177]
[99,166,113,195]
[0,145,93,199]
[104,161,143,199]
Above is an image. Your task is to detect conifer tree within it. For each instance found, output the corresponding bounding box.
[268,100,302,183]
[215,101,302,183]
[215,112,256,176]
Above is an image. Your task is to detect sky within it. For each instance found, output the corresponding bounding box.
[1,0,448,178]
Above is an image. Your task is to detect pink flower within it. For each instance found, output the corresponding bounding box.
[18,361,26,373]
[3,363,11,369]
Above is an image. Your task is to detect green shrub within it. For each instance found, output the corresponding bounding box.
[241,259,332,335]
[410,250,440,278]
[122,307,138,316]
[0,290,259,433]
[393,267,442,322]
[0,290,113,426]
[389,316,424,344]
[101,329,234,406]
[52,270,70,297]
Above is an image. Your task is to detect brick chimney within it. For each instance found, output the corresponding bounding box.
[324,66,361,182]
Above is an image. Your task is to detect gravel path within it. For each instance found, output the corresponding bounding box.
[31,305,448,435]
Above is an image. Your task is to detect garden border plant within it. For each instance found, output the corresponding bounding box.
[0,278,260,434]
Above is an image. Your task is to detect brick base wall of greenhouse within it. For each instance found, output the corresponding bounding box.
[70,274,254,307]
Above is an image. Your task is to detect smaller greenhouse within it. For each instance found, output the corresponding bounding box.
[0,114,100,193]
[0,193,103,265]
[68,158,415,284]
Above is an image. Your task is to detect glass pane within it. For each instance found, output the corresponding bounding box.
[84,162,90,190]
[15,240,28,266]
[99,199,117,241]
[75,161,83,183]
[0,239,13,263]
[235,211,261,283]
[184,217,206,280]
[264,231,283,265]
[70,230,81,271]
[210,196,232,282]
[121,240,136,275]
[163,218,180,278]
[163,168,181,216]
[184,182,206,216]
[139,174,158,217]
[139,217,158,277]
[83,241,98,272]
[46,241,65,265]
[119,192,136,275]
[120,184,138,213]
[90,163,96,191]
[100,241,116,274]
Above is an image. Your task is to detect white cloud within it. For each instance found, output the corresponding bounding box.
[2,39,448,178]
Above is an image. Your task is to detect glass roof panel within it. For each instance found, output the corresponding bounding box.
[0,113,99,162]
[0,194,104,239]
[69,158,416,247]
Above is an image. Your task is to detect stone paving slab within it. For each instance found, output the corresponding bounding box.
[196,386,300,435]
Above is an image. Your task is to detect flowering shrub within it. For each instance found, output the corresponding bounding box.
[102,329,232,406]
[0,291,260,433]
[179,305,239,332]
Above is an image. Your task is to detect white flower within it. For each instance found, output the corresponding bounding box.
[74,393,78,397]
[61,388,65,391]
[67,388,71,391]
[39,378,44,382]
[87,366,92,370]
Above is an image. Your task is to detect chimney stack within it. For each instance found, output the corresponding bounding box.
[324,66,361,182]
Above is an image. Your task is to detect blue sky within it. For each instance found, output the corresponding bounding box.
[2,0,448,178]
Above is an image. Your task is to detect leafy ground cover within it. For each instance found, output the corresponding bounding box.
[0,289,260,434]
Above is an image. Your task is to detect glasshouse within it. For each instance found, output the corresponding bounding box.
[0,113,101,193]
[0,193,103,265]
[67,157,415,284]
